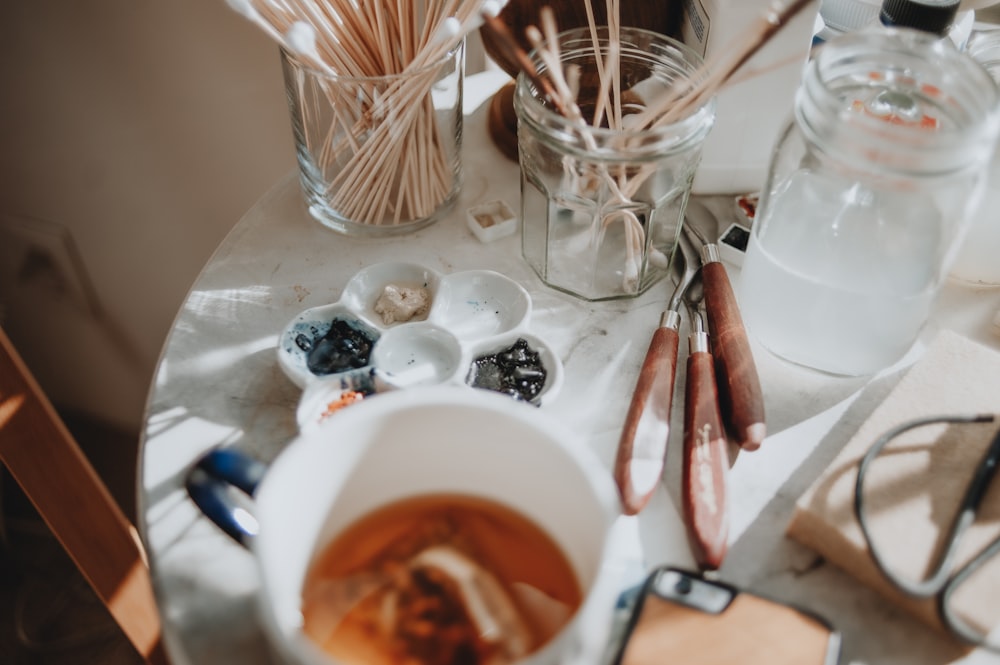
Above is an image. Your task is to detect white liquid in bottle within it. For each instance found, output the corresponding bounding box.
[739,171,939,376]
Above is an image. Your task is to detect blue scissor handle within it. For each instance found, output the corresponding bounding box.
[185,448,268,547]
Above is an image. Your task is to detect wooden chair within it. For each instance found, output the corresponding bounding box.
[0,326,169,664]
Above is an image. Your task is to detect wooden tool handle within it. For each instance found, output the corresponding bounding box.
[701,260,766,451]
[682,350,729,571]
[614,326,680,516]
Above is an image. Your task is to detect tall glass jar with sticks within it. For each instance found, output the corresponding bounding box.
[515,14,716,301]
[225,0,484,235]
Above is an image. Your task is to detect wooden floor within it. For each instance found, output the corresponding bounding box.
[0,410,145,665]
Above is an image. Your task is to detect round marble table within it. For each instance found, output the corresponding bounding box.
[138,69,1000,665]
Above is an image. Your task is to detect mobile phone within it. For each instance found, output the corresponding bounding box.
[612,567,841,665]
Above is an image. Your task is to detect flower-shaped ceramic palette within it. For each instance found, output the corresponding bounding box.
[278,262,564,428]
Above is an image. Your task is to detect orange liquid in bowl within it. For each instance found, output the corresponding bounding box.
[301,493,582,665]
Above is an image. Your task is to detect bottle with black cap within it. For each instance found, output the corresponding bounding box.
[874,0,974,48]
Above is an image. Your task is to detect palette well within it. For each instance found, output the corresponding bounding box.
[277,262,564,429]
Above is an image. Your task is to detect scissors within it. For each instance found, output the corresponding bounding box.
[854,413,1000,651]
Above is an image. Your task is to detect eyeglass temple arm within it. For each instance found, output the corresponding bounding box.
[938,531,1000,651]
[854,413,997,598]
[938,424,1000,651]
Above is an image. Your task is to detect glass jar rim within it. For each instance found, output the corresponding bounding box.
[795,28,1000,177]
[801,28,998,151]
[280,40,463,83]
[513,26,716,156]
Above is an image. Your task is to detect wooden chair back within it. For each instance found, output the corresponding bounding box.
[0,326,169,664]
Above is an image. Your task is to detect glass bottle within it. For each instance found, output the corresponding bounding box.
[951,28,1000,286]
[738,28,999,376]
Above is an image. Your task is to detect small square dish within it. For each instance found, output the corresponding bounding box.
[466,199,518,243]
[718,222,751,267]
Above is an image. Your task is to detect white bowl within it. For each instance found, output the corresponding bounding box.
[244,387,622,665]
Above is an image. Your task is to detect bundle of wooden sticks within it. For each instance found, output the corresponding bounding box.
[225,0,812,229]
[481,0,813,290]
[226,0,501,227]
[487,0,814,136]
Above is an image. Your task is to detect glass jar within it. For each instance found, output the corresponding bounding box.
[739,28,998,375]
[515,27,715,301]
[281,43,464,236]
[951,29,1000,286]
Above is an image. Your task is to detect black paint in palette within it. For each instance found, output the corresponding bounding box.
[297,318,375,376]
[468,338,547,403]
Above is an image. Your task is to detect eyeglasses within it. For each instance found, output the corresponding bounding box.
[854,413,1000,652]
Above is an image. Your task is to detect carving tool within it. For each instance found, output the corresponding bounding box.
[614,235,697,515]
[684,200,766,451]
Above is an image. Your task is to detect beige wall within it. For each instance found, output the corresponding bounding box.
[0,1,295,430]
[0,2,488,433]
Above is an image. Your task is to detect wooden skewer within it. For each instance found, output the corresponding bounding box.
[584,0,604,108]
[591,41,617,128]
[606,0,623,131]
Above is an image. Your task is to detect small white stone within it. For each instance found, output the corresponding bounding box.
[373,284,430,325]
